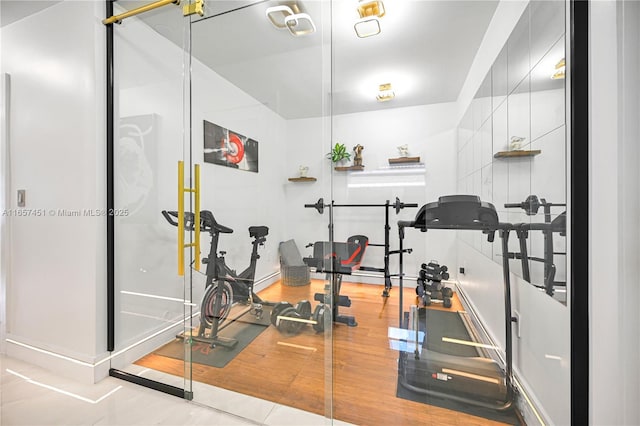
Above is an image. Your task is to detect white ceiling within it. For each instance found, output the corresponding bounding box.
[2,0,500,119]
[0,1,62,27]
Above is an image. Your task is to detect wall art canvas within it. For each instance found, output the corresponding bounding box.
[203,120,259,173]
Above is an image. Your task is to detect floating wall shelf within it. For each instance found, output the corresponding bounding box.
[388,156,421,164]
[288,177,317,182]
[493,150,542,158]
[335,165,365,171]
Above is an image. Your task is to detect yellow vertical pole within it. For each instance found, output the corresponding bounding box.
[194,164,201,271]
[178,161,185,276]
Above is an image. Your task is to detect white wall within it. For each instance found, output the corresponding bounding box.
[589,1,640,424]
[284,103,459,284]
[0,1,105,381]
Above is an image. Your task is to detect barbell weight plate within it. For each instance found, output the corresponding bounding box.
[270,301,293,326]
[311,304,323,332]
[312,304,331,333]
[277,307,305,335]
[295,300,312,319]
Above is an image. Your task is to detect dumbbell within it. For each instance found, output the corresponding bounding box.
[420,261,450,278]
[270,300,313,335]
[428,287,454,300]
[419,268,450,282]
[420,294,453,309]
[311,303,331,333]
[442,287,453,298]
[421,262,448,273]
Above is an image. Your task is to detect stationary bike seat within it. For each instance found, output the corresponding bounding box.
[249,226,269,238]
[200,210,233,234]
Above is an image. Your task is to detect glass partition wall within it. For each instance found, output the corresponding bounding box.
[107,1,580,424]
[184,1,335,420]
[109,0,194,398]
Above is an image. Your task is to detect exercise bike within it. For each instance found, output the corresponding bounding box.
[162,209,270,349]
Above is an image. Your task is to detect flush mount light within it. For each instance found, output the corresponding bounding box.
[354,0,385,38]
[284,12,316,36]
[358,0,385,20]
[266,4,299,28]
[376,83,395,102]
[551,58,565,80]
[354,18,381,38]
[266,3,316,36]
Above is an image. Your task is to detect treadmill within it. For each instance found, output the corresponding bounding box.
[397,195,515,411]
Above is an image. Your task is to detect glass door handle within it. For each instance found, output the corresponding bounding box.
[177,160,201,276]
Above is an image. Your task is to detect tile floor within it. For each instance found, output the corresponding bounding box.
[0,355,351,426]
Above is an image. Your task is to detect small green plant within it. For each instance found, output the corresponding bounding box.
[327,142,351,163]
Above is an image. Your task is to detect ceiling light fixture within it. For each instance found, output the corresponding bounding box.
[354,0,385,38]
[266,3,316,37]
[376,83,395,102]
[551,58,565,80]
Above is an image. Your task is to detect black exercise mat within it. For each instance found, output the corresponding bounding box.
[154,306,272,368]
[397,308,522,425]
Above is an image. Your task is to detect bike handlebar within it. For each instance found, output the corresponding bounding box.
[162,210,180,227]
[162,210,198,231]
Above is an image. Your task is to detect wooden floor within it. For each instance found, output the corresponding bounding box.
[136,280,510,426]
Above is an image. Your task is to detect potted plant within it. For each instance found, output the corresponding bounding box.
[327,142,351,164]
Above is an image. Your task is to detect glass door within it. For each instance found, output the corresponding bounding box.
[108,0,194,398]
[184,0,335,422]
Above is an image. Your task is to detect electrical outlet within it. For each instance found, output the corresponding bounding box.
[17,189,26,207]
[513,311,521,338]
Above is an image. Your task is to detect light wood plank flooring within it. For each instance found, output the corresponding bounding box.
[136,280,511,426]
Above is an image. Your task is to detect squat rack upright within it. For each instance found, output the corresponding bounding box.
[304,197,417,296]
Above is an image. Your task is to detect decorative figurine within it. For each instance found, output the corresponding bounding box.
[299,165,309,177]
[397,144,409,157]
[353,144,364,167]
[510,136,525,151]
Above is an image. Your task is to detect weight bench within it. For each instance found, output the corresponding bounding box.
[303,235,368,327]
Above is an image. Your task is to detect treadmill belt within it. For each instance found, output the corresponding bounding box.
[419,308,478,357]
[397,308,522,425]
